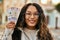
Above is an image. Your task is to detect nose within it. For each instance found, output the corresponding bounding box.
[30,14,34,19]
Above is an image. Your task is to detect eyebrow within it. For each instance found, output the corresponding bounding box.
[26,11,31,13]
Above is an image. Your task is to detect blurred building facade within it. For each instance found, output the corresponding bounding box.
[0,0,60,29]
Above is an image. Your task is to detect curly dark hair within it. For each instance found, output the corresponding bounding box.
[15,3,53,40]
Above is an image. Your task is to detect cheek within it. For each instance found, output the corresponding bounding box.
[35,18,38,24]
[25,16,29,23]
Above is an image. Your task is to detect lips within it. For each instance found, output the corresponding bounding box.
[29,20,35,24]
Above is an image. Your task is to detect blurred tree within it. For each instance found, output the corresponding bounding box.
[55,3,60,13]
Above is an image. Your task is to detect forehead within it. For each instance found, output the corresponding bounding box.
[26,5,38,12]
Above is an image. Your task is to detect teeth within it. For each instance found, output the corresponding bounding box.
[30,21,34,22]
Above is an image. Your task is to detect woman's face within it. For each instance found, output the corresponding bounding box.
[25,5,39,29]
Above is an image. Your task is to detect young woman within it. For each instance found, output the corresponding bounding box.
[2,3,53,40]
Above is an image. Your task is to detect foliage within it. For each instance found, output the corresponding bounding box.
[55,3,60,12]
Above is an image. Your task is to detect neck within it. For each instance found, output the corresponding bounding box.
[26,26,35,30]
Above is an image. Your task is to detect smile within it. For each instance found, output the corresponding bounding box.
[29,20,35,23]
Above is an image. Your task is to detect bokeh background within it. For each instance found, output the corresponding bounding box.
[0,0,60,40]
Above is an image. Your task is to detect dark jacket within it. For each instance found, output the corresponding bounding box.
[12,28,22,40]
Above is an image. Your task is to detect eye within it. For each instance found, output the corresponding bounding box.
[34,12,39,16]
[25,13,31,15]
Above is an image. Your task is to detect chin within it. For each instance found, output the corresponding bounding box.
[28,24,36,27]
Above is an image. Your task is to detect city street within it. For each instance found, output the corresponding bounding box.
[0,0,60,40]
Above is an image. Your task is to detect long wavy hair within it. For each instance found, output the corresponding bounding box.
[15,3,53,40]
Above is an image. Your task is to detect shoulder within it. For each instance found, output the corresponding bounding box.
[12,28,22,34]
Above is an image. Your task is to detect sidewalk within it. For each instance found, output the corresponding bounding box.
[50,29,60,40]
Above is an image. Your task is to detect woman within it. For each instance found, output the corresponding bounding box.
[2,3,53,40]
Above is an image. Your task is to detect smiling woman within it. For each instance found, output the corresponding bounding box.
[25,5,39,30]
[2,3,53,40]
